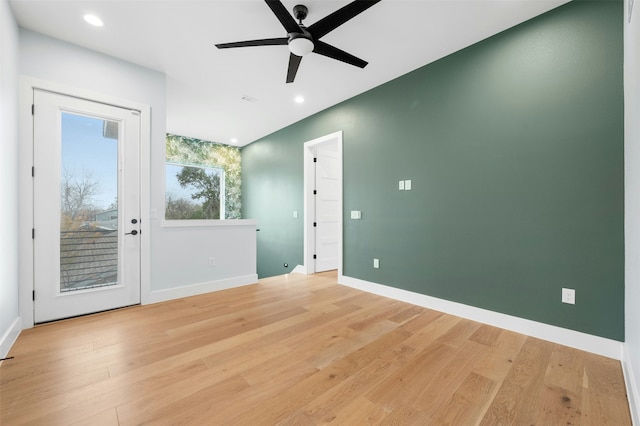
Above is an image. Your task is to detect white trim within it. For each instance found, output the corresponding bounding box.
[291,264,306,274]
[303,131,343,276]
[623,346,640,426]
[339,275,623,360]
[161,219,257,228]
[19,76,152,326]
[0,317,22,360]
[149,274,258,303]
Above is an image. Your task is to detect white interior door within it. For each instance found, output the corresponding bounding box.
[33,89,141,323]
[314,145,340,272]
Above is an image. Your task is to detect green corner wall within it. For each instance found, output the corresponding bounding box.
[241,0,624,341]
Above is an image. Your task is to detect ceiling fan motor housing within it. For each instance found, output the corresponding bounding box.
[293,4,308,22]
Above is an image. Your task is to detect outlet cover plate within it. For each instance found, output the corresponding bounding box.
[562,288,575,304]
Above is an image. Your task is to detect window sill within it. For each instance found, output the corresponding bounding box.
[161,219,256,228]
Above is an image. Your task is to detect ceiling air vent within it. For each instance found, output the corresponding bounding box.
[241,95,258,103]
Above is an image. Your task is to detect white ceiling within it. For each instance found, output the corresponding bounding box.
[10,0,569,146]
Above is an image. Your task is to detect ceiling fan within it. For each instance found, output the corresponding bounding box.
[215,0,381,83]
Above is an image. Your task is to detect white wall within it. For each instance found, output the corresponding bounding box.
[0,0,21,358]
[18,30,257,327]
[624,0,640,423]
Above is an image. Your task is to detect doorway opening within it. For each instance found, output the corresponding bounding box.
[303,131,343,275]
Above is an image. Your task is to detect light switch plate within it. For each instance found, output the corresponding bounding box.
[293,211,298,218]
[399,180,405,190]
[350,210,361,219]
[373,258,380,268]
[404,180,412,190]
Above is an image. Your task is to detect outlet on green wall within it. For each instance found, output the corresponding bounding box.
[241,0,624,341]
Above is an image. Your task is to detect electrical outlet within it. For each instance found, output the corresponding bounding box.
[373,258,380,269]
[562,288,575,305]
[293,211,298,219]
[208,257,216,267]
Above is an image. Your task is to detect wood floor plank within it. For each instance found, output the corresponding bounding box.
[329,395,388,425]
[480,337,559,425]
[365,342,456,411]
[433,372,497,426]
[412,340,491,414]
[0,271,631,425]
[69,407,120,426]
[472,329,527,383]
[288,329,415,423]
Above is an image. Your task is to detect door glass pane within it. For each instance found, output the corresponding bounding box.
[60,112,119,292]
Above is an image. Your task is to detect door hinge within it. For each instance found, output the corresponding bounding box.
[313,157,317,163]
[31,104,34,115]
[32,228,35,239]
[313,254,317,259]
[32,290,35,301]
[313,222,317,227]
[313,190,317,195]
[31,166,34,177]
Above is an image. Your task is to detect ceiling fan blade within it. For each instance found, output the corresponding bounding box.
[313,41,368,68]
[307,0,381,39]
[265,0,301,34]
[215,37,288,49]
[286,53,303,83]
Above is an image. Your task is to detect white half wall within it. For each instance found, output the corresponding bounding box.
[151,221,258,292]
[0,0,21,358]
[339,274,623,360]
[624,0,640,422]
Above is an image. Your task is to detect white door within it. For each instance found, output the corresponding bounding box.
[314,145,340,272]
[33,90,141,323]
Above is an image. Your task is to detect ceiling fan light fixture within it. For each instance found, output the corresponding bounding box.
[288,36,314,57]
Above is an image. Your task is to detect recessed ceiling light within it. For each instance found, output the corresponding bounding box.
[83,14,104,27]
[294,96,304,104]
[230,138,238,144]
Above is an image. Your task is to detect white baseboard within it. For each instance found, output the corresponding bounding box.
[623,346,640,426]
[0,317,22,361]
[291,265,306,274]
[149,274,258,304]
[339,275,623,360]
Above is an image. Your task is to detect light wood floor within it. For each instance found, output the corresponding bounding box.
[0,271,632,425]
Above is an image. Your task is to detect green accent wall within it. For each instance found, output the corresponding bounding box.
[241,0,624,341]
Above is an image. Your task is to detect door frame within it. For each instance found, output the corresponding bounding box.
[302,131,343,276]
[19,77,151,328]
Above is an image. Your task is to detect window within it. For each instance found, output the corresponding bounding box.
[165,163,225,219]
[165,134,241,220]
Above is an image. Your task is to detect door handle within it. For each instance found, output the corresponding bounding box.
[125,230,138,236]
